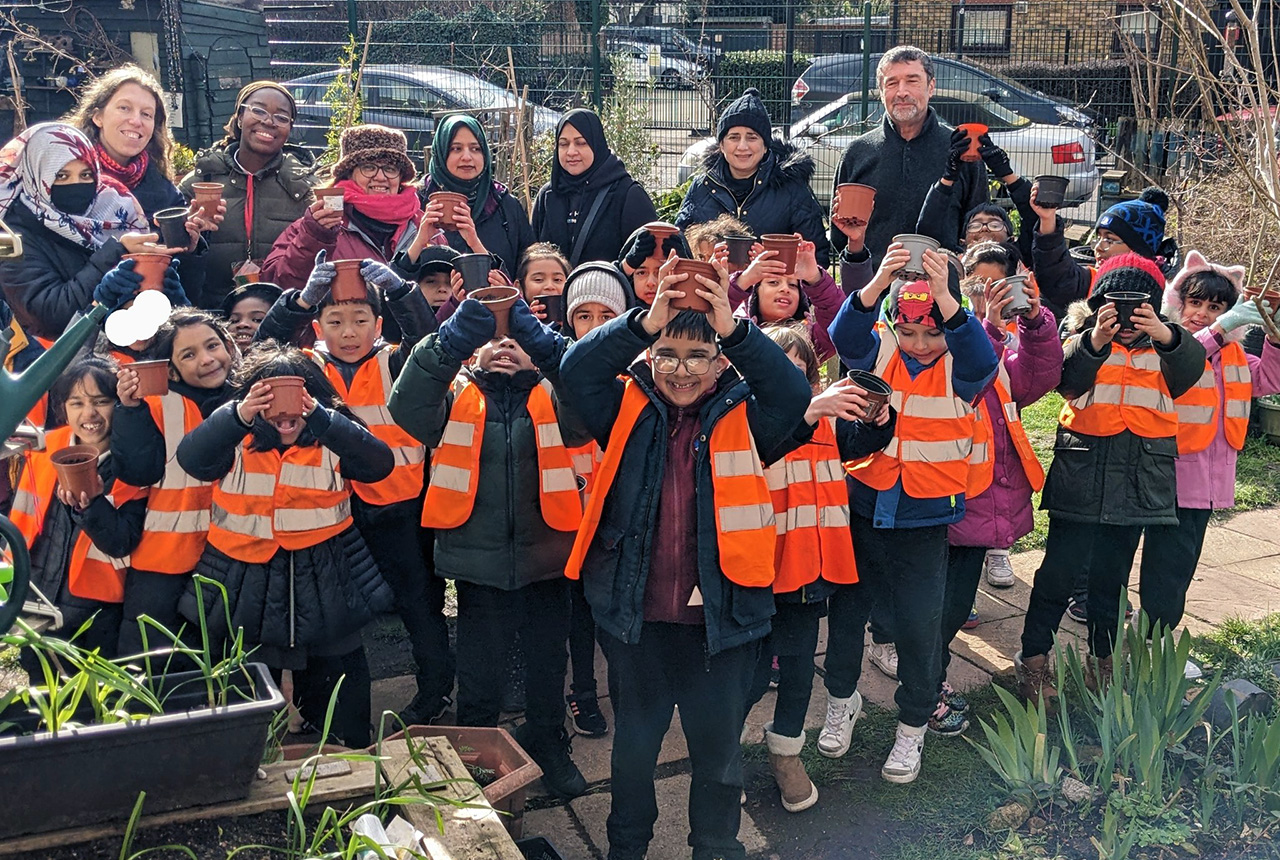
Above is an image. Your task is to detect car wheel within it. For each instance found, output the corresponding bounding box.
[661,69,681,90]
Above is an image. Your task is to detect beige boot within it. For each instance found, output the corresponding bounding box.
[1085,654,1114,694]
[764,721,818,813]
[1015,651,1058,710]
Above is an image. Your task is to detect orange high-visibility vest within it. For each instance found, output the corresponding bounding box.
[313,347,427,506]
[1175,360,1219,455]
[208,440,353,564]
[1059,340,1177,439]
[967,364,1046,497]
[566,381,776,588]
[1220,342,1252,450]
[1176,343,1253,454]
[9,427,139,602]
[127,392,212,573]
[569,441,603,497]
[422,375,582,531]
[764,417,856,594]
[844,327,975,498]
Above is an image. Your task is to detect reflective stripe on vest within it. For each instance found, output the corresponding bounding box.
[764,417,857,593]
[967,364,1046,496]
[1174,361,1219,455]
[314,347,427,505]
[1221,343,1252,450]
[569,441,603,498]
[421,376,582,531]
[566,380,776,588]
[208,441,353,564]
[1059,340,1176,439]
[128,392,212,573]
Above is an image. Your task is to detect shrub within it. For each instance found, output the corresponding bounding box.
[712,50,811,125]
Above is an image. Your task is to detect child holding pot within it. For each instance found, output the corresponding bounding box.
[517,243,570,325]
[1017,254,1204,707]
[731,236,843,360]
[822,244,998,783]
[175,344,395,747]
[616,224,692,307]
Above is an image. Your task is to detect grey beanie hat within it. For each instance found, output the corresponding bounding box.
[565,262,630,318]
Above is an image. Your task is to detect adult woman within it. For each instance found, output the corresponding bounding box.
[417,115,533,277]
[676,88,829,266]
[531,109,656,266]
[261,124,421,289]
[180,81,319,308]
[0,122,157,340]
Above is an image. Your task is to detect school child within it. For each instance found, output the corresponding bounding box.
[557,268,812,859]
[732,236,842,360]
[616,224,692,306]
[221,282,283,353]
[11,357,145,668]
[821,243,998,783]
[387,293,591,798]
[685,213,750,262]
[517,242,570,323]
[176,344,395,747]
[745,324,893,812]
[110,309,237,657]
[389,243,461,317]
[1017,253,1205,706]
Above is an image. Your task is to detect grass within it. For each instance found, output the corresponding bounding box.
[1192,611,1280,710]
[1013,392,1061,553]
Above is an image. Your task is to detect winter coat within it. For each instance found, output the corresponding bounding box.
[110,381,229,490]
[260,206,416,291]
[1031,216,1094,321]
[254,284,437,361]
[129,159,188,219]
[837,248,875,296]
[532,167,657,266]
[417,178,534,278]
[386,334,589,589]
[675,138,830,266]
[917,176,1035,261]
[179,142,320,308]
[728,267,843,361]
[948,310,1062,549]
[1042,301,1206,526]
[557,311,813,655]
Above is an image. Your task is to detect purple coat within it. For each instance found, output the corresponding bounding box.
[261,206,415,290]
[728,267,842,360]
[948,309,1063,548]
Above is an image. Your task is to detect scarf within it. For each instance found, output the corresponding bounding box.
[427,114,492,219]
[96,142,150,190]
[0,122,147,250]
[333,178,421,246]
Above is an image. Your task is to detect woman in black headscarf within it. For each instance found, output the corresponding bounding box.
[531,109,657,267]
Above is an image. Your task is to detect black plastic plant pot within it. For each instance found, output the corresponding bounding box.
[1105,291,1148,330]
[1034,174,1070,208]
[0,661,284,839]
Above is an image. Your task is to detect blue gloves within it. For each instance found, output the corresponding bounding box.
[438,298,496,363]
[1215,296,1268,333]
[508,299,558,368]
[361,258,410,299]
[301,249,335,307]
[93,260,144,311]
[162,258,190,307]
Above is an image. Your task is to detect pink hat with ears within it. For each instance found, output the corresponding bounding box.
[1162,250,1246,322]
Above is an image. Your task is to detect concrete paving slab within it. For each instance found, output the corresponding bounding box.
[1184,566,1280,626]
[1190,525,1280,567]
[1215,509,1280,548]
[521,805,593,859]
[1210,552,1280,590]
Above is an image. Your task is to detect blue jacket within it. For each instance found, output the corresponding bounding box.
[827,291,997,529]
[557,310,812,654]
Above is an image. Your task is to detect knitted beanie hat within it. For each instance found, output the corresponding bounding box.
[1092,251,1165,310]
[1096,187,1167,259]
[717,88,772,142]
[332,124,416,183]
[565,262,630,319]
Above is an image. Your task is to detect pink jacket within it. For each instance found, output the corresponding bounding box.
[260,206,414,290]
[728,267,843,361]
[948,310,1063,548]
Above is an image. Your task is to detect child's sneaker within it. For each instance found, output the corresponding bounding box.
[881,722,926,783]
[567,692,609,737]
[927,701,970,736]
[1066,596,1088,624]
[817,690,863,758]
[868,642,899,680]
[983,549,1016,588]
[940,681,969,714]
[962,607,980,629]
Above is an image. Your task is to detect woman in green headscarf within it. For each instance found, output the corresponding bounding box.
[415,115,533,279]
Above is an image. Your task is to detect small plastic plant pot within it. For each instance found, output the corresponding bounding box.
[154,207,190,250]
[329,260,367,303]
[723,234,755,272]
[131,360,171,398]
[643,221,681,260]
[668,259,718,312]
[845,370,892,421]
[262,376,306,421]
[891,233,940,280]
[760,234,801,275]
[430,192,469,228]
[1000,274,1035,320]
[454,253,494,293]
[833,183,876,224]
[1034,174,1070,208]
[470,286,521,338]
[1105,291,1149,331]
[124,253,172,291]
[190,182,224,219]
[50,445,101,499]
[313,186,345,212]
[957,123,988,162]
[538,293,565,324]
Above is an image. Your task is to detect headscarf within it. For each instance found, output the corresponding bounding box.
[221,81,298,146]
[427,114,492,219]
[550,109,611,195]
[0,122,147,250]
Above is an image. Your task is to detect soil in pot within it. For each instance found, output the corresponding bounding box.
[846,370,892,421]
[669,259,718,312]
[131,359,171,398]
[262,376,306,420]
[50,445,101,498]
[125,253,172,291]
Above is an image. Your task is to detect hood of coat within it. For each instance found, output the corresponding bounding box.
[701,136,816,191]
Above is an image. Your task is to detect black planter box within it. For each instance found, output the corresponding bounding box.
[0,661,284,839]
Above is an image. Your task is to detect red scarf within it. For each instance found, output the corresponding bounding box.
[334,179,421,245]
[95,143,149,190]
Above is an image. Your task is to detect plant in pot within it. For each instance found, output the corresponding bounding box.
[1257,394,1280,445]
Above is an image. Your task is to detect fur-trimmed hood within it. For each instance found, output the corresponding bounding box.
[701,136,816,190]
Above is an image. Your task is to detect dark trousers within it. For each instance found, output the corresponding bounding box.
[939,545,986,687]
[604,623,758,860]
[270,647,372,748]
[455,578,570,729]
[118,570,190,660]
[746,600,822,738]
[824,514,948,728]
[1138,507,1212,635]
[568,577,599,697]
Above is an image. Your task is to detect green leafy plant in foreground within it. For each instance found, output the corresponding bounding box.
[969,683,1063,810]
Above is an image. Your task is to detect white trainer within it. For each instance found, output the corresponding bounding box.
[881,721,926,784]
[817,690,863,758]
[868,641,899,680]
[984,549,1016,588]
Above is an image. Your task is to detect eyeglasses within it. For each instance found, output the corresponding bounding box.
[651,354,715,375]
[241,104,294,127]
[1094,236,1125,249]
[357,163,400,178]
[966,220,1008,235]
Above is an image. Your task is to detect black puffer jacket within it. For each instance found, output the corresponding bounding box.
[675,138,830,266]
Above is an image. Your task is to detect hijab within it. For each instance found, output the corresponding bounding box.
[0,122,147,250]
[427,114,492,219]
[550,109,612,195]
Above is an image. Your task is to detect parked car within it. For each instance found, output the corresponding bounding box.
[791,53,1096,129]
[603,25,717,66]
[611,42,706,89]
[283,64,562,156]
[677,89,1098,209]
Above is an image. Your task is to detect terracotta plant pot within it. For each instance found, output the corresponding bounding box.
[669,259,718,312]
[430,192,469,228]
[723,234,755,272]
[643,221,681,260]
[154,207,190,250]
[470,286,521,337]
[454,253,493,292]
[957,123,988,162]
[330,259,367,303]
[846,370,892,421]
[538,293,565,324]
[1034,174,1070,208]
[190,182,224,220]
[890,233,940,279]
[760,234,801,275]
[124,253,172,292]
[262,376,306,421]
[131,359,171,398]
[313,186,345,213]
[1000,274,1034,320]
[50,445,100,499]
[834,183,876,224]
[1105,291,1149,330]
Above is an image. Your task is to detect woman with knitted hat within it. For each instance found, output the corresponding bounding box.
[261,124,422,291]
[180,81,320,308]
